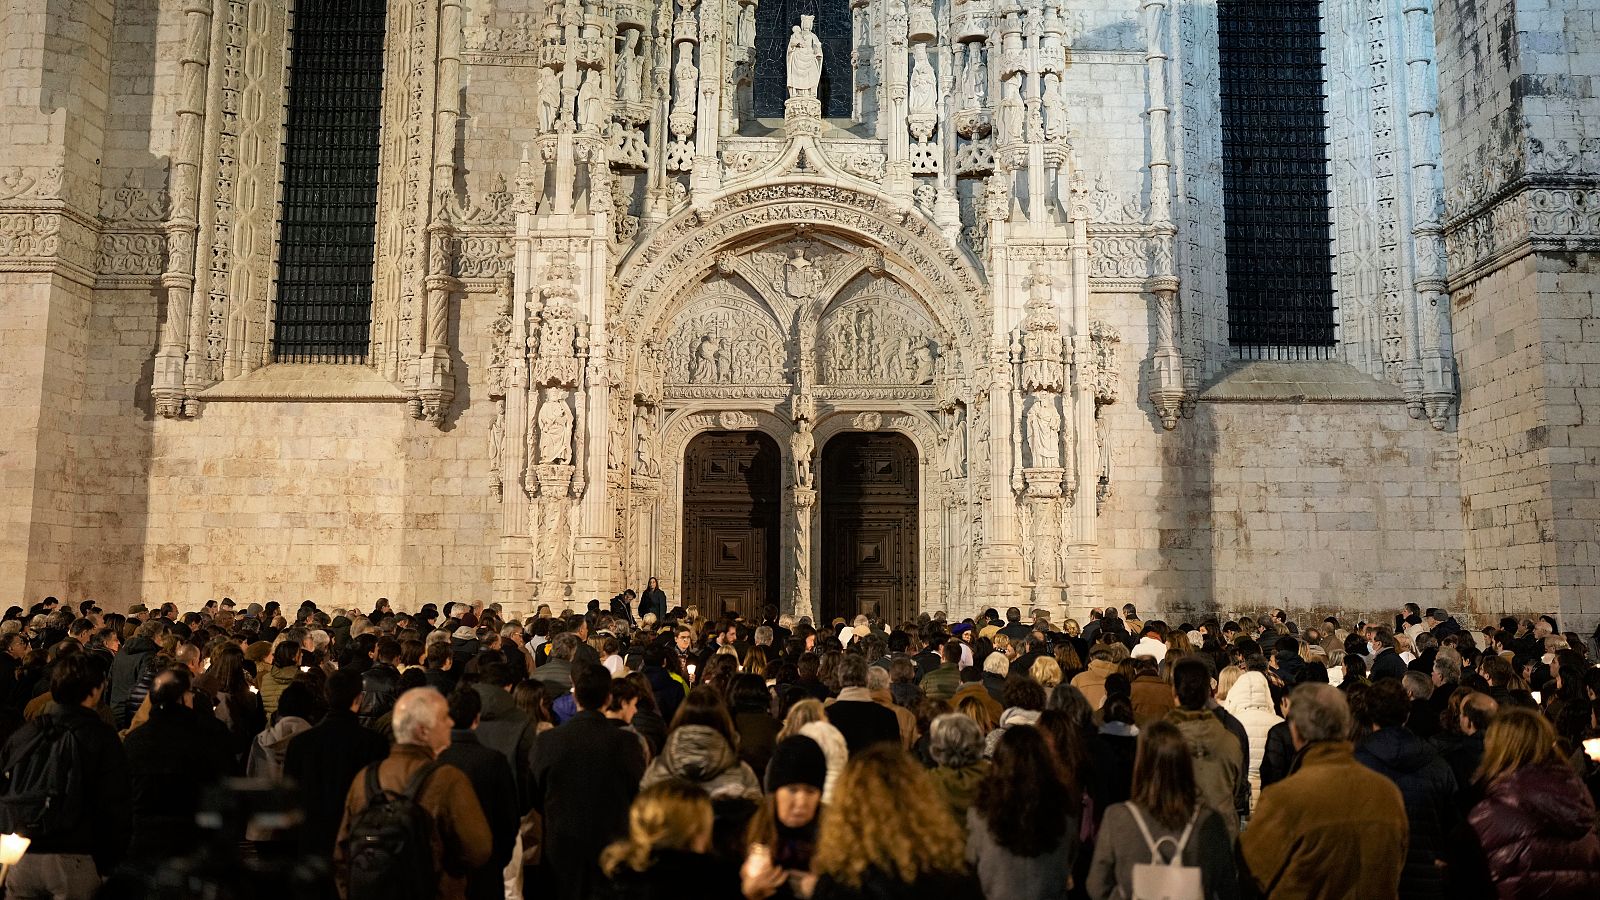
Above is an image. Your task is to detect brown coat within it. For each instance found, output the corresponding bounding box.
[334,743,493,900]
[1241,740,1407,900]
[1071,658,1120,709]
[1129,674,1175,725]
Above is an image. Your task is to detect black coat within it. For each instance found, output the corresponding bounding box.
[812,866,984,900]
[358,662,400,726]
[825,696,900,757]
[734,710,781,776]
[1357,726,1458,900]
[1258,720,1296,790]
[1371,648,1408,682]
[471,683,538,811]
[439,730,520,900]
[0,703,131,873]
[602,848,741,900]
[282,710,388,858]
[531,709,647,900]
[637,588,668,622]
[122,703,233,861]
[108,636,159,728]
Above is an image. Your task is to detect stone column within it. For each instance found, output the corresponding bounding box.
[1435,0,1600,631]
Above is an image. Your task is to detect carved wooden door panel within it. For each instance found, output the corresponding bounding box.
[682,431,781,621]
[820,433,920,626]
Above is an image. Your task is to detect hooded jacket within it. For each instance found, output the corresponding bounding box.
[1356,726,1457,900]
[471,682,538,810]
[1222,671,1283,805]
[1129,673,1175,725]
[256,664,300,719]
[1166,707,1245,837]
[246,714,311,781]
[639,724,762,800]
[930,761,990,833]
[1070,658,1119,709]
[1465,763,1600,900]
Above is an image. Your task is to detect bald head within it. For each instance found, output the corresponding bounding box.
[392,687,451,754]
[1460,691,1498,736]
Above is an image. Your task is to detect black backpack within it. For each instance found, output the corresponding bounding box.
[0,714,86,840]
[343,761,442,900]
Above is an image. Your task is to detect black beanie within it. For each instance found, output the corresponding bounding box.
[764,736,827,793]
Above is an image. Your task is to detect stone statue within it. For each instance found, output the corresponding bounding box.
[957,46,982,110]
[608,402,628,469]
[538,394,574,464]
[617,31,643,104]
[673,56,698,117]
[634,410,659,477]
[792,420,816,487]
[1026,397,1061,468]
[690,335,721,383]
[999,77,1024,144]
[909,339,935,384]
[737,4,756,48]
[909,44,937,118]
[578,69,605,131]
[538,67,562,130]
[942,409,967,477]
[1042,73,1068,141]
[489,404,505,484]
[787,16,823,100]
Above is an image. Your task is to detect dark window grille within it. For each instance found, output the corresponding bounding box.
[272,0,387,364]
[1219,0,1336,352]
[753,0,853,118]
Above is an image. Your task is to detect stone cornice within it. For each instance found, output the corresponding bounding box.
[1444,173,1600,291]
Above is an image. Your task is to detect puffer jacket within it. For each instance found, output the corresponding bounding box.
[256,664,300,719]
[1223,671,1283,806]
[1467,763,1600,900]
[640,724,762,800]
[1356,726,1457,900]
[108,636,159,728]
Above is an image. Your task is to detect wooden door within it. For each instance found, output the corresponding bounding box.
[820,432,920,626]
[682,431,781,621]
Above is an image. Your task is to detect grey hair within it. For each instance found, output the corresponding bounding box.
[1287,683,1350,744]
[391,687,446,745]
[929,713,984,768]
[837,653,869,688]
[754,626,774,646]
[1433,648,1463,683]
[865,665,890,692]
[1402,671,1433,701]
[983,652,1010,676]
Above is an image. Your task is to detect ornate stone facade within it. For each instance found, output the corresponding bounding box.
[7,0,1597,633]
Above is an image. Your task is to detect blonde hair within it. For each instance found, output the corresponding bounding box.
[1215,665,1243,701]
[957,693,997,733]
[811,746,966,887]
[1475,707,1563,786]
[779,698,827,740]
[1030,656,1063,690]
[600,781,713,876]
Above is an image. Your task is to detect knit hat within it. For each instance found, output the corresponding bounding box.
[764,736,827,793]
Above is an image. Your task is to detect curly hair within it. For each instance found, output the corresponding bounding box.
[811,745,966,887]
[973,725,1073,856]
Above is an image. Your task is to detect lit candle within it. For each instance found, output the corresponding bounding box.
[1584,738,1600,764]
[0,833,31,865]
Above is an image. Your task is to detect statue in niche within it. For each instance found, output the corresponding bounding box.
[1042,73,1068,141]
[784,247,822,300]
[607,402,628,469]
[909,44,937,118]
[908,338,935,384]
[998,77,1024,144]
[538,394,574,465]
[489,403,505,486]
[942,409,967,478]
[673,55,698,116]
[791,419,816,488]
[538,66,562,130]
[1026,396,1061,468]
[787,15,824,100]
[957,46,984,110]
[617,31,643,104]
[737,4,756,49]
[690,335,722,383]
[578,69,605,131]
[634,410,660,477]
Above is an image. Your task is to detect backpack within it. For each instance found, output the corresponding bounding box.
[0,714,87,841]
[1126,803,1203,900]
[343,761,442,900]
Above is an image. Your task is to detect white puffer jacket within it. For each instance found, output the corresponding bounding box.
[1222,671,1282,807]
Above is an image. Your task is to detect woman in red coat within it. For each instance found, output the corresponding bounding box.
[1456,708,1600,899]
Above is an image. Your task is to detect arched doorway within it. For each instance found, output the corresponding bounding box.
[820,432,919,625]
[682,431,782,621]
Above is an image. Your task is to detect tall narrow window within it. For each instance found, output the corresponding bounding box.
[272,0,387,364]
[753,0,852,118]
[1219,1,1335,353]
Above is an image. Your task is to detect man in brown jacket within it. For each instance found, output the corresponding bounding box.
[1242,683,1407,899]
[335,687,492,900]
[1070,644,1122,709]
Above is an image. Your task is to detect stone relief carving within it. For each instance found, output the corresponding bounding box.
[536,391,575,465]
[818,299,939,386]
[667,295,787,385]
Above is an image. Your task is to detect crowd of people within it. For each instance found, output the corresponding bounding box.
[0,593,1598,900]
